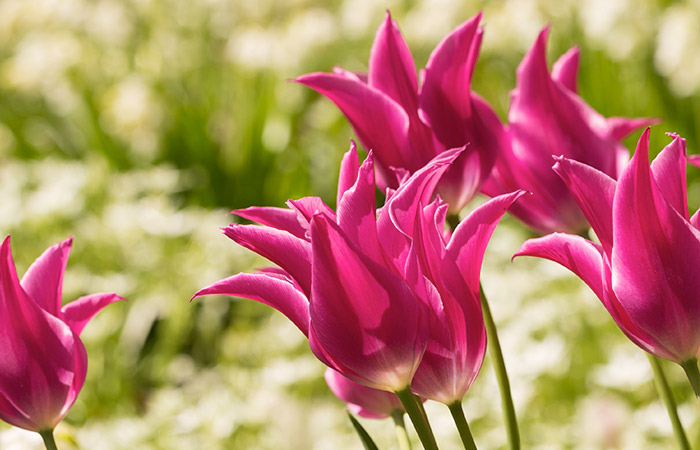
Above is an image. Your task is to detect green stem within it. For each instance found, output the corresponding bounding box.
[392,410,412,450]
[447,401,478,450]
[681,359,700,398]
[647,354,691,450]
[480,285,520,450]
[39,429,59,450]
[395,387,439,450]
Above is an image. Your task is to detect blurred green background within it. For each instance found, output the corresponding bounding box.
[1,0,699,448]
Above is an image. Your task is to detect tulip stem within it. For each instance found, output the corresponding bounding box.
[680,359,700,398]
[392,411,413,450]
[480,285,520,450]
[647,354,691,450]
[447,401,478,450]
[396,387,439,450]
[39,429,58,450]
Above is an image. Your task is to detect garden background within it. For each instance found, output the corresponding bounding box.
[1,0,700,448]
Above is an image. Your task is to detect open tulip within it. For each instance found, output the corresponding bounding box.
[515,129,700,386]
[483,27,653,234]
[296,11,504,213]
[194,141,524,402]
[0,236,123,443]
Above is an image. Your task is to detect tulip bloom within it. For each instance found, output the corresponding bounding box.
[324,368,404,419]
[0,236,123,435]
[296,12,504,213]
[482,27,653,234]
[194,142,523,403]
[515,129,700,369]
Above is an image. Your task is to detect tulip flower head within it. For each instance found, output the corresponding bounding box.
[0,236,123,434]
[194,141,524,404]
[296,12,505,214]
[483,27,654,234]
[515,129,700,367]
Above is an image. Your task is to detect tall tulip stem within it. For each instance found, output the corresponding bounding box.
[447,401,478,450]
[680,359,700,398]
[396,387,439,450]
[480,285,521,450]
[39,429,58,450]
[392,411,413,450]
[647,354,691,450]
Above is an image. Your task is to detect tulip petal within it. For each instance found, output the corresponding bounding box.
[20,237,72,316]
[61,334,87,419]
[612,128,700,360]
[60,293,124,336]
[551,46,579,93]
[0,236,76,431]
[650,133,688,219]
[553,156,616,252]
[447,190,527,291]
[324,368,403,418]
[337,152,383,263]
[232,206,307,239]
[337,140,361,206]
[295,72,411,175]
[369,12,419,116]
[286,197,337,231]
[310,215,427,391]
[378,147,462,270]
[193,272,310,336]
[436,94,503,212]
[514,233,606,301]
[419,14,481,147]
[607,116,659,142]
[222,224,312,295]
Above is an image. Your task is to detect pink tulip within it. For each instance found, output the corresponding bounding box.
[195,141,524,402]
[515,129,700,365]
[324,368,404,419]
[296,12,504,213]
[0,236,123,433]
[482,27,654,234]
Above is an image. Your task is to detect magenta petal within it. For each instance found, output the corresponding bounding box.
[612,128,700,361]
[551,46,579,93]
[387,147,463,237]
[232,206,307,239]
[20,237,72,316]
[222,224,312,295]
[378,147,462,268]
[310,215,427,391]
[446,190,527,290]
[553,156,616,252]
[324,368,403,419]
[295,72,411,173]
[650,133,688,219]
[61,334,87,419]
[419,14,482,147]
[369,12,419,114]
[515,233,606,301]
[60,293,124,336]
[0,237,76,431]
[337,140,361,206]
[337,152,383,263]
[687,154,700,170]
[286,197,337,232]
[691,209,700,231]
[193,272,310,336]
[607,116,660,141]
[436,95,503,212]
